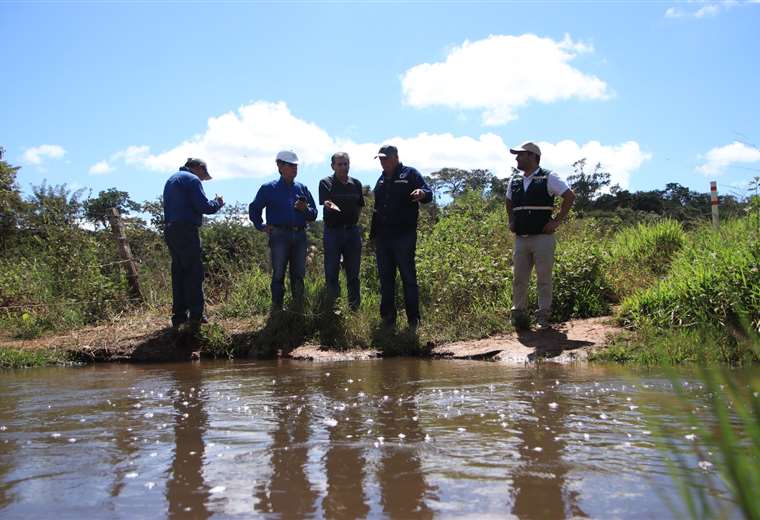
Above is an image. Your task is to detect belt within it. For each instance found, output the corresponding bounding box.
[326,224,358,230]
[271,224,305,231]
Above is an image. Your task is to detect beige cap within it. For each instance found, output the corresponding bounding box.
[509,141,541,157]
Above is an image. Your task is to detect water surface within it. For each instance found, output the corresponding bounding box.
[0,359,737,519]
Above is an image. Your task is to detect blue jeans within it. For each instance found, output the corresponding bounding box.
[269,227,307,310]
[164,222,204,325]
[323,225,362,310]
[374,230,420,326]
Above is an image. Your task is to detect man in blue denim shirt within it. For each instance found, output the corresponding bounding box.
[369,145,433,330]
[249,150,317,312]
[163,158,224,327]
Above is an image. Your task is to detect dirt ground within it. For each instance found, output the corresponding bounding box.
[1,313,622,365]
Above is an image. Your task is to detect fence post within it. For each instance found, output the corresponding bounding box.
[710,181,719,228]
[108,207,143,302]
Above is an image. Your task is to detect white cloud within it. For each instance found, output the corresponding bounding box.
[23,144,66,165]
[400,33,610,126]
[100,101,334,179]
[98,100,650,188]
[340,134,650,189]
[88,160,112,175]
[697,141,760,175]
[337,133,510,175]
[665,0,744,19]
[538,140,652,188]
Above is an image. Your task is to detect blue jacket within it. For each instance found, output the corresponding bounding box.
[248,177,318,230]
[163,168,222,226]
[370,163,433,238]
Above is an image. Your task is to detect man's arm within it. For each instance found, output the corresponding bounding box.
[189,177,222,215]
[302,188,318,222]
[248,186,268,231]
[319,178,340,212]
[505,197,516,233]
[542,189,575,234]
[410,170,433,203]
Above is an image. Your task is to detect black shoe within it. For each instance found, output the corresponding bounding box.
[381,319,396,329]
[188,315,209,326]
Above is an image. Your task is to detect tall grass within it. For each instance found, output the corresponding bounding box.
[649,330,760,519]
[620,212,760,336]
[605,219,686,300]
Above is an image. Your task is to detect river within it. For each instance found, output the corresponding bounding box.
[0,359,739,519]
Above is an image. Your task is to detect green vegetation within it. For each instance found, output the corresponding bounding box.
[0,346,73,368]
[1,152,759,365]
[646,331,760,519]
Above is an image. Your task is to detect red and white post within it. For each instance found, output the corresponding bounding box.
[710,181,719,228]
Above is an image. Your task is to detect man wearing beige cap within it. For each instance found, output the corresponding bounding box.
[505,142,575,330]
[163,158,225,328]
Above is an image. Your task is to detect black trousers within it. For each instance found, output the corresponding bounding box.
[164,222,204,324]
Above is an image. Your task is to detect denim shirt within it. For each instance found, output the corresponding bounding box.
[163,168,222,226]
[248,177,318,230]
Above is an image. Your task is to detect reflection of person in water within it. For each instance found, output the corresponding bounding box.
[254,379,318,516]
[321,370,370,519]
[510,365,586,519]
[166,365,210,519]
[376,361,436,518]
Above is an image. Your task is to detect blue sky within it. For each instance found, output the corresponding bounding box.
[2,1,760,216]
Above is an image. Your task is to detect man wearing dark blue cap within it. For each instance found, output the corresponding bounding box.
[163,158,225,328]
[370,145,433,330]
[249,150,318,312]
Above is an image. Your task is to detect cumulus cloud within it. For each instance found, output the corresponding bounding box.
[97,100,649,188]
[98,101,333,179]
[400,34,610,126]
[340,134,650,188]
[88,160,112,175]
[697,141,760,175]
[665,0,744,19]
[23,144,66,165]
[538,140,652,188]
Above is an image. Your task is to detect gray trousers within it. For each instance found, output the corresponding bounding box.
[511,234,556,319]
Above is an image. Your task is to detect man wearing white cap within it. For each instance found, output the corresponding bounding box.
[249,150,318,312]
[506,142,575,330]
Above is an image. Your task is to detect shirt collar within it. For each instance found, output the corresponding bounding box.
[526,167,541,178]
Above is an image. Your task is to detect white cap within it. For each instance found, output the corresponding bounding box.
[276,150,299,165]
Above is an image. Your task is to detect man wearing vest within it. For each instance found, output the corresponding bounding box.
[505,142,576,330]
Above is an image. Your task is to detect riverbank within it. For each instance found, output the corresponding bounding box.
[0,310,623,368]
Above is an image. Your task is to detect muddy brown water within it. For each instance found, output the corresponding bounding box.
[0,359,741,519]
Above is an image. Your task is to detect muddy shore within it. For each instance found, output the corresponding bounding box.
[1,313,622,366]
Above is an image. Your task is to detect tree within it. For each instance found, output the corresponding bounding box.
[428,168,496,199]
[566,159,612,211]
[83,188,141,228]
[25,182,88,230]
[0,153,25,251]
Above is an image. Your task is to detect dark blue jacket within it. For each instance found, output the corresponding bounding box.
[163,168,222,226]
[370,163,433,238]
[248,177,318,230]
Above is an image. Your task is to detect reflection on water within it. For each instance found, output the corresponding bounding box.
[0,359,741,518]
[511,367,585,519]
[167,366,210,519]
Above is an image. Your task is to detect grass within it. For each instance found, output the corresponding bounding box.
[646,328,760,519]
[0,346,73,369]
